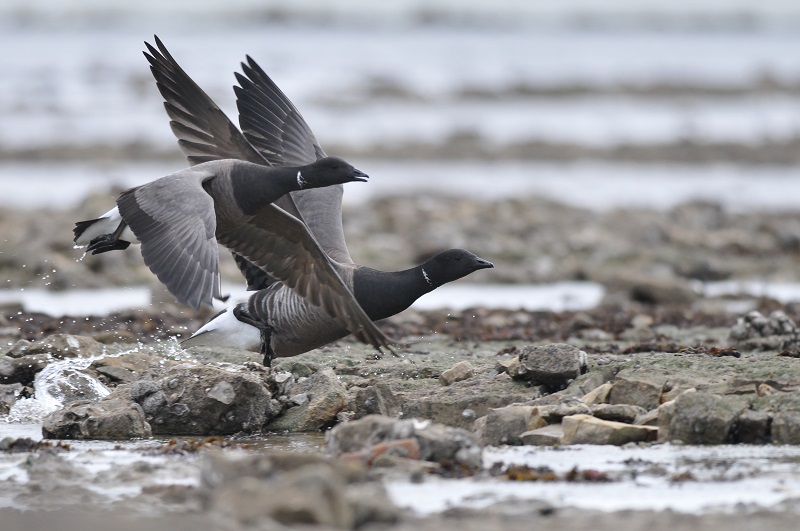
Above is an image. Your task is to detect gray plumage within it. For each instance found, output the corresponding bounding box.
[145,36,493,360]
[75,37,396,355]
[115,157,370,314]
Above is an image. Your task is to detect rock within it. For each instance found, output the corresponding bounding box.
[272,359,320,379]
[590,403,648,424]
[397,382,534,430]
[269,371,295,396]
[609,374,663,410]
[326,414,481,470]
[731,310,797,340]
[515,343,588,391]
[4,339,33,358]
[41,399,151,440]
[95,365,136,383]
[0,354,51,385]
[658,392,748,444]
[520,424,564,446]
[21,334,104,359]
[0,383,24,414]
[38,364,110,406]
[474,405,546,446]
[566,370,616,398]
[440,361,474,386]
[633,409,660,426]
[92,351,162,375]
[352,383,400,418]
[344,482,402,527]
[130,364,271,435]
[581,382,613,405]
[266,368,347,432]
[623,273,699,305]
[561,414,658,445]
[199,451,400,529]
[206,460,353,528]
[733,409,771,444]
[495,356,521,377]
[531,398,593,423]
[771,412,800,444]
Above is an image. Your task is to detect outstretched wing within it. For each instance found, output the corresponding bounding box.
[144,35,302,288]
[217,205,393,353]
[235,56,355,265]
[143,36,265,166]
[117,170,225,309]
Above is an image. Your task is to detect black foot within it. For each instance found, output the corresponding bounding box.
[232,304,274,367]
[87,235,131,255]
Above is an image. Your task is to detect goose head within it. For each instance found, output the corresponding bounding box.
[300,156,369,187]
[420,249,494,289]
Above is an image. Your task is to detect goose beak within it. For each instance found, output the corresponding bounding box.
[352,168,369,182]
[475,257,494,269]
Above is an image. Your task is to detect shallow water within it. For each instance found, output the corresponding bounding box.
[3,416,800,516]
[388,444,800,515]
[3,279,800,317]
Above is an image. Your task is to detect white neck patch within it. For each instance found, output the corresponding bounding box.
[422,267,433,287]
[296,170,308,188]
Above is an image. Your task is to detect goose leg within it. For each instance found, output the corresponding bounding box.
[232,304,274,366]
[260,328,274,367]
[87,221,131,254]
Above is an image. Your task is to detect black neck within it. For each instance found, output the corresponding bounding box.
[353,265,434,321]
[231,163,303,216]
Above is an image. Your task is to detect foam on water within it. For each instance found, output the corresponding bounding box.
[6,353,111,423]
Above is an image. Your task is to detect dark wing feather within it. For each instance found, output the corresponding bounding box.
[117,171,224,309]
[235,56,354,264]
[143,36,265,166]
[217,205,393,353]
[144,36,304,286]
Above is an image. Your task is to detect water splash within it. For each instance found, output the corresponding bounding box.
[6,354,111,424]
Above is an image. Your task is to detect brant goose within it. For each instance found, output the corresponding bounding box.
[75,157,369,310]
[74,42,397,356]
[140,37,494,364]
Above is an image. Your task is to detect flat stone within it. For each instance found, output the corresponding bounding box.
[95,365,136,383]
[520,424,564,446]
[440,360,474,386]
[515,343,588,391]
[581,382,613,405]
[495,357,521,377]
[591,403,647,424]
[772,412,800,444]
[535,400,593,423]
[474,405,542,446]
[633,409,660,426]
[266,368,347,432]
[209,466,354,528]
[658,391,749,444]
[609,374,664,410]
[41,399,151,440]
[326,415,481,470]
[561,414,658,445]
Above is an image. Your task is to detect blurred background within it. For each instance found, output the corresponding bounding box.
[1,0,800,315]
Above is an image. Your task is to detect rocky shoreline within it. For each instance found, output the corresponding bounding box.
[3,300,800,529]
[2,192,800,529]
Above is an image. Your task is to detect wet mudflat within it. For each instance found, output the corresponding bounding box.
[3,301,800,530]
